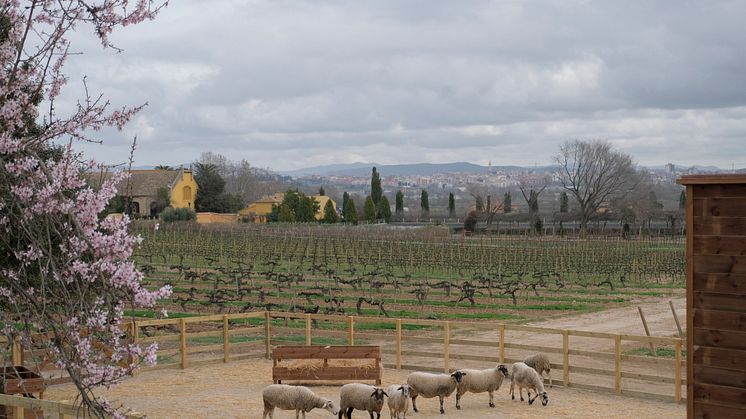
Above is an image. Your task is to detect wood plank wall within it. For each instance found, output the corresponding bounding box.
[680,177,746,419]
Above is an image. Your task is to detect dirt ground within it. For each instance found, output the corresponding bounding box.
[44,358,684,419]
[43,295,687,418]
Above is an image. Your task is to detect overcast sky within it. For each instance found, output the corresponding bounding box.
[59,0,746,171]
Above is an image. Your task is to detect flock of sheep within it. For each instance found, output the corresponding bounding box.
[262,353,551,419]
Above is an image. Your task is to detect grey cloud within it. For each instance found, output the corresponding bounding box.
[55,0,746,170]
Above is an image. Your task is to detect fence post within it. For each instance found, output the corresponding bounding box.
[265,311,272,359]
[132,321,140,377]
[305,314,312,345]
[223,314,229,363]
[11,337,22,366]
[348,316,355,345]
[669,301,683,337]
[444,321,450,373]
[498,323,505,363]
[614,335,622,395]
[675,338,682,402]
[396,319,402,370]
[562,330,569,387]
[637,307,656,356]
[180,318,187,369]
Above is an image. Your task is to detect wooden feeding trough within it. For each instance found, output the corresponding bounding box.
[0,366,45,419]
[272,345,382,385]
[678,174,746,418]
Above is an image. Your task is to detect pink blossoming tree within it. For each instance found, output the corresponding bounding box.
[1,1,171,416]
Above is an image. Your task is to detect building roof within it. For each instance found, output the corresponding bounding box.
[253,192,285,204]
[89,169,187,197]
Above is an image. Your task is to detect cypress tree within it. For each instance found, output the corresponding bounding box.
[371,167,382,205]
[504,191,512,213]
[378,196,392,223]
[342,191,350,215]
[322,199,337,223]
[448,192,456,218]
[679,190,686,209]
[486,195,492,212]
[395,190,404,218]
[364,195,377,223]
[560,191,568,213]
[344,198,358,224]
[420,190,429,217]
[318,186,325,196]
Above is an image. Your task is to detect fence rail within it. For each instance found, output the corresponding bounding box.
[0,394,143,419]
[5,310,685,408]
[126,310,685,403]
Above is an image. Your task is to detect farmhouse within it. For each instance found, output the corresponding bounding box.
[238,192,285,222]
[239,193,336,222]
[91,168,197,217]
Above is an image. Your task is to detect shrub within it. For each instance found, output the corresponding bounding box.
[160,207,197,222]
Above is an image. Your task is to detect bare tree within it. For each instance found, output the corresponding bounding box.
[554,140,637,233]
[518,174,551,225]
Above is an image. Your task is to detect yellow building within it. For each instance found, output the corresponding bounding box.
[238,193,284,222]
[238,193,337,222]
[92,168,197,217]
[312,195,336,220]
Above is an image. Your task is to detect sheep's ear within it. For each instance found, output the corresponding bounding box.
[382,391,388,397]
[397,386,404,391]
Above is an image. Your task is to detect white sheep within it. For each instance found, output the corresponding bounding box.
[455,364,509,410]
[523,353,552,388]
[338,383,388,419]
[406,370,467,414]
[262,384,339,419]
[386,384,411,419]
[509,362,549,406]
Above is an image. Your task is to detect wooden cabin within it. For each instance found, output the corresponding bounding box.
[677,174,746,418]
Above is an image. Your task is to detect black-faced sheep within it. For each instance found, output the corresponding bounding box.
[455,364,509,409]
[262,384,339,419]
[338,383,387,419]
[510,362,549,406]
[523,353,552,388]
[406,370,467,414]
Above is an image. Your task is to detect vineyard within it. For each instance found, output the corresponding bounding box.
[131,222,685,323]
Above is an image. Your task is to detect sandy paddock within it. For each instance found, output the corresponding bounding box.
[44,358,684,419]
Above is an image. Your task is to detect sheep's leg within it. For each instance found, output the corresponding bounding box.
[263,405,273,419]
[439,395,445,414]
[346,406,354,419]
[488,390,495,408]
[510,380,515,400]
[519,387,525,402]
[455,389,462,410]
[528,392,537,406]
[411,394,419,413]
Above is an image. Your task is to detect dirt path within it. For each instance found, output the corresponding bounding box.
[476,294,687,353]
[44,359,684,419]
[532,294,685,337]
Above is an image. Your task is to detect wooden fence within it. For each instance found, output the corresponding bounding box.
[127,311,685,403]
[0,393,143,418]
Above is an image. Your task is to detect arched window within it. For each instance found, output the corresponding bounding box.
[183,185,192,200]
